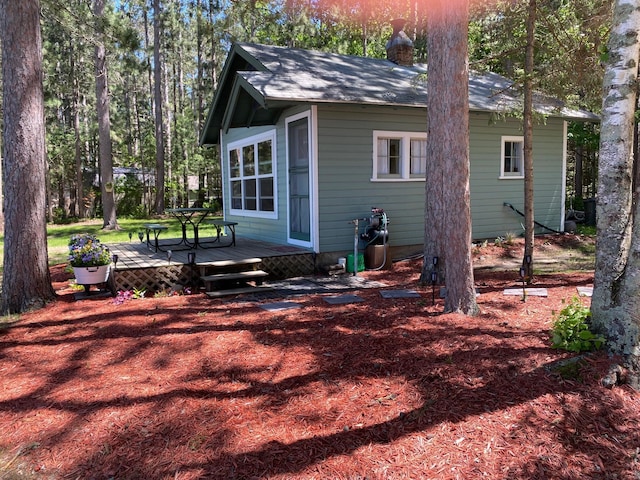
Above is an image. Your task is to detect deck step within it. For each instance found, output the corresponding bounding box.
[201,270,269,283]
[201,257,262,268]
[205,285,273,298]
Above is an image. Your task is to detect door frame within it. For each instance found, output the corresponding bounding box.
[285,107,318,252]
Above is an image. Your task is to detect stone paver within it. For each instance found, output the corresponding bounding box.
[380,289,421,299]
[503,288,548,297]
[323,294,365,305]
[259,301,303,312]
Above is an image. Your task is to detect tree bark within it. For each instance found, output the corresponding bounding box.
[94,0,118,230]
[522,0,536,282]
[72,43,84,219]
[421,0,479,315]
[591,0,640,389]
[154,0,166,214]
[0,0,56,313]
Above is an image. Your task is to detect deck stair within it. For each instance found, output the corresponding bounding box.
[200,257,271,297]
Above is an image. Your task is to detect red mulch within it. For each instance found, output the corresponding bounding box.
[1,239,639,479]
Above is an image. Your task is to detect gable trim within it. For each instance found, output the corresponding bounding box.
[221,75,268,134]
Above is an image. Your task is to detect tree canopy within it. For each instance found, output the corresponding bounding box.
[0,0,609,224]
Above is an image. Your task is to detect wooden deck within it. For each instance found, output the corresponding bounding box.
[107,236,314,292]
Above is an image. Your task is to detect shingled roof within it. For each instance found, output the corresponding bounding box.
[200,42,598,146]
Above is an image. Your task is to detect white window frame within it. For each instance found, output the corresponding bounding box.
[372,130,427,182]
[227,130,278,219]
[500,136,524,179]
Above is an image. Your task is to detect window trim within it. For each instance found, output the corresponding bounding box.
[372,130,427,182]
[227,130,278,219]
[500,135,525,179]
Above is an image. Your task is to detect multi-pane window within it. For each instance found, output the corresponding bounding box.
[228,131,276,217]
[377,138,401,176]
[501,136,524,178]
[373,131,427,181]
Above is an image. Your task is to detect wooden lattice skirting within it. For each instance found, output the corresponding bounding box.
[111,253,316,292]
[113,264,194,293]
[261,253,315,279]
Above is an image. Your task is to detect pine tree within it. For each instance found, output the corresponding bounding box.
[0,0,57,313]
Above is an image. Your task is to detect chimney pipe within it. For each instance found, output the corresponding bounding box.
[386,19,414,66]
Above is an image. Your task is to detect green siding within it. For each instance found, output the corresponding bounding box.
[316,104,426,253]
[315,105,565,253]
[220,103,566,254]
[468,112,565,239]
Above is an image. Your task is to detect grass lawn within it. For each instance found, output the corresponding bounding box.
[0,217,218,268]
[45,218,188,265]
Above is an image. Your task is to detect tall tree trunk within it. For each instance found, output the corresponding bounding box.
[143,0,154,119]
[0,0,56,313]
[72,44,84,219]
[522,0,536,282]
[164,57,173,206]
[154,0,166,214]
[45,153,53,222]
[82,94,94,217]
[196,0,204,129]
[421,0,478,315]
[132,88,150,214]
[0,88,3,231]
[574,146,584,200]
[197,0,206,203]
[209,0,218,90]
[175,36,189,207]
[124,76,133,158]
[94,0,118,230]
[591,0,640,389]
[361,2,368,57]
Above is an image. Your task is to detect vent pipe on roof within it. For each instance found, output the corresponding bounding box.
[386,19,414,66]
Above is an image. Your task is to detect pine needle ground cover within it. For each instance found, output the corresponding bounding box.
[1,236,638,479]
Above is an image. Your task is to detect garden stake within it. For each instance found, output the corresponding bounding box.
[431,270,438,305]
[431,257,439,305]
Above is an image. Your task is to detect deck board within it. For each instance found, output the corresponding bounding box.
[108,236,310,270]
[106,236,314,292]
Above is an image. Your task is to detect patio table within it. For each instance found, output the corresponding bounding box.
[165,208,217,250]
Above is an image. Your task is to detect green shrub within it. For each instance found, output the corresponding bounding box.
[551,297,605,352]
[124,204,148,219]
[576,224,596,236]
[504,231,517,245]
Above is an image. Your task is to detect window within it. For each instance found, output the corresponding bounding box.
[410,138,427,176]
[377,137,401,176]
[227,131,277,217]
[501,136,524,178]
[373,131,427,181]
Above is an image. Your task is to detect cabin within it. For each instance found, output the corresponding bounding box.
[199,35,597,268]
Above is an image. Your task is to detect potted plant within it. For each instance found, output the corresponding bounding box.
[68,233,113,286]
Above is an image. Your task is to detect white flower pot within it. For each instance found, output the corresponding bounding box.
[73,265,111,285]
